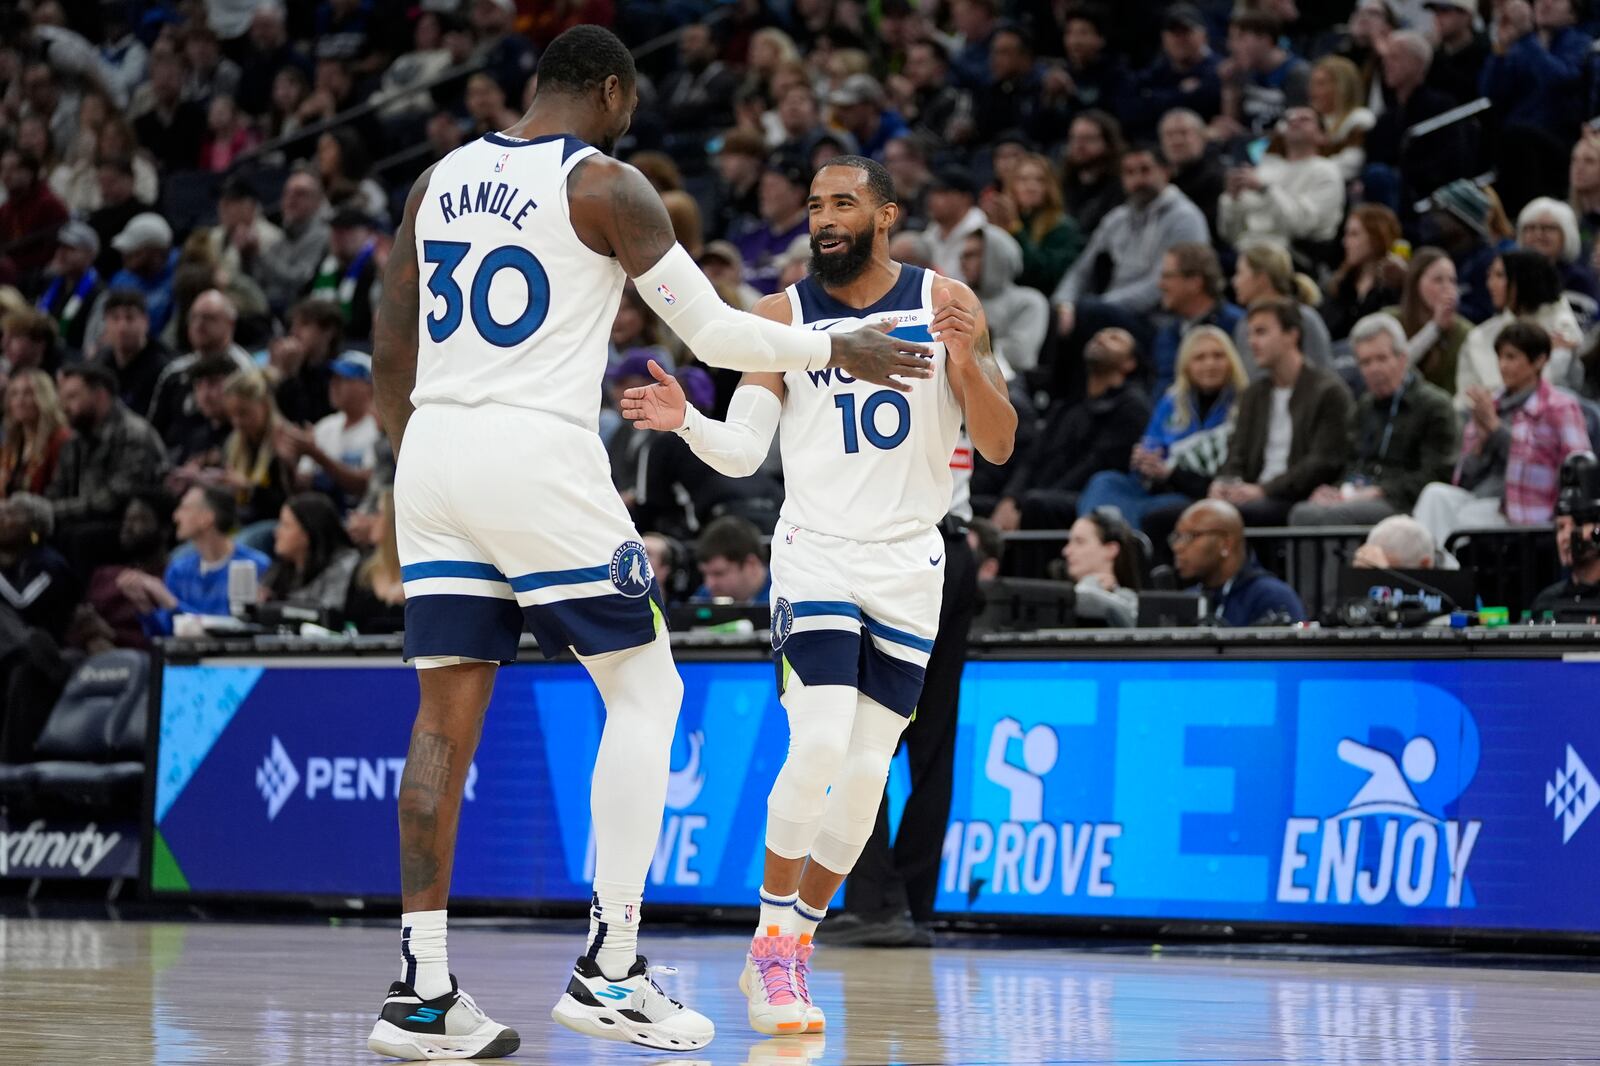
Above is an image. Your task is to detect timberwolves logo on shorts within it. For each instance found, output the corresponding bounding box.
[771,596,795,650]
[610,541,653,598]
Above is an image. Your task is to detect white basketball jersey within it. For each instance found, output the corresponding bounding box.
[780,265,964,542]
[410,132,625,431]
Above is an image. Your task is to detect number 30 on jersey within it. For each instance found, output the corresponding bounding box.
[423,240,551,347]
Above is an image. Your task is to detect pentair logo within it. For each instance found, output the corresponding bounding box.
[255,737,299,821]
[1546,744,1598,844]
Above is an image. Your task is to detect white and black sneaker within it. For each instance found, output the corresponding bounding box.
[550,954,714,1052]
[368,976,520,1060]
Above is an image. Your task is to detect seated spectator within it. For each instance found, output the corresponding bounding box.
[1079,325,1247,528]
[265,299,344,427]
[85,156,144,279]
[1530,451,1600,616]
[147,289,255,433]
[1290,315,1460,527]
[316,129,388,227]
[1171,498,1307,624]
[732,154,810,294]
[47,363,169,568]
[1425,0,1491,106]
[0,493,79,643]
[1365,32,1476,214]
[1147,300,1352,540]
[1416,321,1593,544]
[924,166,988,280]
[1517,197,1600,306]
[1050,143,1209,400]
[1422,180,1517,324]
[1480,0,1589,138]
[960,226,1046,374]
[981,152,1083,295]
[1353,514,1441,569]
[1214,11,1309,139]
[1458,250,1582,402]
[121,485,271,637]
[282,353,380,506]
[1385,248,1472,394]
[660,21,741,135]
[1571,134,1600,252]
[1218,107,1345,249]
[1231,239,1334,373]
[207,179,285,294]
[255,168,331,315]
[1126,5,1222,137]
[346,491,405,633]
[463,72,519,139]
[36,221,104,354]
[0,370,71,499]
[895,37,972,146]
[1062,507,1143,627]
[305,207,382,342]
[1149,243,1244,397]
[1060,110,1126,236]
[692,516,771,604]
[85,493,173,648]
[0,149,70,283]
[91,289,172,418]
[831,74,909,161]
[220,370,296,541]
[1157,109,1226,242]
[2,307,60,378]
[990,328,1150,530]
[103,212,178,340]
[200,95,259,173]
[261,492,362,615]
[163,354,236,476]
[1322,205,1407,342]
[1308,55,1374,182]
[1035,4,1131,139]
[131,51,206,172]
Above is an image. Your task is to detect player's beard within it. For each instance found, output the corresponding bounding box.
[809,224,876,287]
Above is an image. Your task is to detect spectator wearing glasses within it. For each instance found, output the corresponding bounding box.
[1171,499,1306,624]
[1516,197,1600,305]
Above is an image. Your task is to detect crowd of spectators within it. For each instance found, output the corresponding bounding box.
[3,0,1600,654]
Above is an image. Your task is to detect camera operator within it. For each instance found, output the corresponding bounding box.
[1530,452,1600,620]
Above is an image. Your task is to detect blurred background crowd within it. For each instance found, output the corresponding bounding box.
[2,0,1600,661]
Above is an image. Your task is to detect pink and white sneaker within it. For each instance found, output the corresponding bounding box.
[738,926,808,1036]
[792,934,824,1033]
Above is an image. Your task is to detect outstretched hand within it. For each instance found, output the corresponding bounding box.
[830,319,933,392]
[620,359,687,431]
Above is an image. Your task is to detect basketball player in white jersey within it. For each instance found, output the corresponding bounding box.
[365,27,933,1061]
[622,156,1016,1036]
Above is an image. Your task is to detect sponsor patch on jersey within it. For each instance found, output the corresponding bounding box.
[610,541,653,599]
[771,597,795,651]
[656,283,677,305]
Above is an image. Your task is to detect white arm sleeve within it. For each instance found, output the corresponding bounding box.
[634,244,831,373]
[672,384,782,478]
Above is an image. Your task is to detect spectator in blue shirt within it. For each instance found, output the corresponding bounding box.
[691,515,771,605]
[1148,242,1244,397]
[1171,499,1306,625]
[732,154,810,294]
[828,74,909,161]
[122,485,270,635]
[1482,0,1591,136]
[105,213,178,338]
[1125,4,1223,138]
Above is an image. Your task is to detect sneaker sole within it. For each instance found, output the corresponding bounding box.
[367,1019,520,1060]
[550,992,713,1052]
[737,967,810,1036]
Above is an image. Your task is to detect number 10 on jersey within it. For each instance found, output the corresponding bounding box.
[833,390,910,453]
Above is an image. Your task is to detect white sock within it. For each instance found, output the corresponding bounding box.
[792,898,827,941]
[757,886,798,939]
[586,892,641,979]
[401,909,451,999]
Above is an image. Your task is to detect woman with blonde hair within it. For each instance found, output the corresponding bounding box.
[0,370,70,498]
[983,152,1084,294]
[1308,55,1375,181]
[1324,203,1407,340]
[220,370,294,545]
[1231,238,1335,372]
[1077,325,1248,527]
[746,27,801,91]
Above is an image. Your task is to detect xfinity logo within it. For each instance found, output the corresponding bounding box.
[256,737,477,820]
[0,820,121,876]
[1546,744,1598,844]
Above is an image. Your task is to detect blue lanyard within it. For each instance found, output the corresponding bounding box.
[38,269,98,324]
[1373,374,1410,474]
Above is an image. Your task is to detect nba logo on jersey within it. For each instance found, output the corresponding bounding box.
[494,152,510,173]
[610,541,653,598]
[655,283,677,305]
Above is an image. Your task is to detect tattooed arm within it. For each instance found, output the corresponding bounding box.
[371,165,434,458]
[932,276,1017,465]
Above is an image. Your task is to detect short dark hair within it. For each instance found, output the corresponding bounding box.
[1494,319,1553,364]
[290,297,345,337]
[1122,141,1171,169]
[1230,10,1280,38]
[535,24,637,95]
[908,37,949,65]
[1167,242,1225,301]
[695,515,764,567]
[103,288,149,316]
[60,362,118,394]
[1498,249,1563,314]
[195,484,239,532]
[818,154,896,206]
[1064,4,1111,36]
[189,353,239,382]
[1247,296,1304,340]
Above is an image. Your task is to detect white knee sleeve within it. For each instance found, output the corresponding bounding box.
[764,676,858,860]
[811,696,909,875]
[581,630,683,901]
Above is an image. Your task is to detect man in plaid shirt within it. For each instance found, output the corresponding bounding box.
[1415,321,1592,545]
